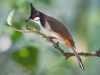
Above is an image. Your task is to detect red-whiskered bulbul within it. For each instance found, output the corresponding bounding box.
[25,3,84,70]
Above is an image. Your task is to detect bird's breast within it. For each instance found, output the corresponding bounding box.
[41,22,66,43]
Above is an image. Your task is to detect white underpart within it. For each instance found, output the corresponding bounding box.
[31,17,65,43]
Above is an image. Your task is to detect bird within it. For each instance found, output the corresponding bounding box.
[25,3,84,70]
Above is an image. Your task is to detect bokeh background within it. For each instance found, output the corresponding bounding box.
[0,0,100,75]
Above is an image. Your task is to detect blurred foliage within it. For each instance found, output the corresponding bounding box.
[34,0,52,5]
[12,46,38,71]
[25,21,40,30]
[11,31,23,41]
[0,0,100,75]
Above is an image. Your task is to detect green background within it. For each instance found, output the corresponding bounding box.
[0,0,100,75]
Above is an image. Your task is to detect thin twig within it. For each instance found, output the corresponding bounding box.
[0,25,31,33]
[0,25,100,59]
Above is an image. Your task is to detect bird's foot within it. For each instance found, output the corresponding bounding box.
[54,42,59,49]
[46,36,57,43]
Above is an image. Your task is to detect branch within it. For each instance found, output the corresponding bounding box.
[0,25,31,33]
[1,25,100,59]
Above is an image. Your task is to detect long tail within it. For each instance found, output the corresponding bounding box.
[66,41,84,71]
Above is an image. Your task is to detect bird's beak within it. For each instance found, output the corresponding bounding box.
[25,18,30,22]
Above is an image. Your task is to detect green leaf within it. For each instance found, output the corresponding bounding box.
[7,10,15,25]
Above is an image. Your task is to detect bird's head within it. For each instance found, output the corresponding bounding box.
[25,3,40,22]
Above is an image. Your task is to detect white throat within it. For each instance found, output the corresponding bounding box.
[32,17,41,25]
[31,17,43,31]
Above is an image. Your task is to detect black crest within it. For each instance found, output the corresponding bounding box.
[25,3,40,22]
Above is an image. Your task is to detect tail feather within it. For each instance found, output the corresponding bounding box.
[72,47,84,70]
[66,41,84,70]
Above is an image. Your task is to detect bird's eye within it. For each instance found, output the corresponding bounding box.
[33,16,37,18]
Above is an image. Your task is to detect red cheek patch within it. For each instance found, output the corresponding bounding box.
[33,16,37,18]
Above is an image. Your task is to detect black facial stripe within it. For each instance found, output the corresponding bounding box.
[40,12,45,27]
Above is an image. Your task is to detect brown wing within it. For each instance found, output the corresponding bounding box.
[46,16,75,48]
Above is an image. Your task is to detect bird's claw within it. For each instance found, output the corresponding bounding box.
[46,37,57,43]
[54,42,59,49]
[46,38,52,43]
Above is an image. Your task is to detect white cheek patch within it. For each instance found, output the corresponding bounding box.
[34,17,40,21]
[31,17,41,26]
